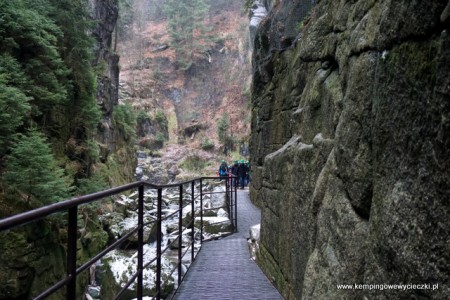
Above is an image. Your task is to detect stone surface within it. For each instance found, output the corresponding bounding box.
[91,0,136,183]
[91,0,120,160]
[250,0,450,299]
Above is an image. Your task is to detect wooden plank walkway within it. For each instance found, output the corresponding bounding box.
[173,189,283,300]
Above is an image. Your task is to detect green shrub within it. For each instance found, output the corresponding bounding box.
[0,60,31,153]
[155,110,168,128]
[155,132,165,142]
[152,68,165,83]
[4,129,72,204]
[137,110,150,123]
[217,113,229,142]
[86,139,100,162]
[179,155,206,171]
[113,104,136,140]
[76,172,109,195]
[201,139,215,151]
[217,113,234,151]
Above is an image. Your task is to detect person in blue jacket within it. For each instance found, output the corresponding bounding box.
[218,160,228,179]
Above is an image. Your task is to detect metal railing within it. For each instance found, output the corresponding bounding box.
[0,176,237,300]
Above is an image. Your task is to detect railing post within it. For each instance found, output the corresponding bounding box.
[191,181,195,262]
[226,177,234,232]
[67,206,77,300]
[200,178,203,244]
[137,184,144,299]
[228,178,233,232]
[156,188,162,300]
[178,185,183,286]
[225,177,230,222]
[234,180,238,232]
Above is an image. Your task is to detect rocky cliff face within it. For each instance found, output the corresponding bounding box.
[91,0,120,159]
[91,0,137,186]
[250,0,450,299]
[92,0,136,184]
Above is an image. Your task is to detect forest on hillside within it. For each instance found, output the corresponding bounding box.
[0,0,106,211]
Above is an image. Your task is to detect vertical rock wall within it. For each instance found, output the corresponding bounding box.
[250,0,450,299]
[91,0,120,160]
[91,0,136,184]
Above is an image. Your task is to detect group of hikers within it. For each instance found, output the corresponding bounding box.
[218,159,251,189]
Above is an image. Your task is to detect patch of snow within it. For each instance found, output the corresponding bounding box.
[313,132,334,146]
[249,4,267,28]
[199,216,230,224]
[217,208,228,218]
[104,245,173,290]
[298,142,314,151]
[313,133,324,142]
[249,224,260,241]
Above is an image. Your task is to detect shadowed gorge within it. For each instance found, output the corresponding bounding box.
[0,0,449,299]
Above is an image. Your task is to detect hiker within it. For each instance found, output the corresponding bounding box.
[230,160,239,187]
[218,160,228,179]
[237,159,248,189]
[228,162,234,186]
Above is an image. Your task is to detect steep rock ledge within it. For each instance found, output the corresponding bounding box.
[91,0,136,184]
[250,0,450,299]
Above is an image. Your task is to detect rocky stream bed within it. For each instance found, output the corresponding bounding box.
[85,181,233,300]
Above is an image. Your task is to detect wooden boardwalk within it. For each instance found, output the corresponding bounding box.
[173,189,283,300]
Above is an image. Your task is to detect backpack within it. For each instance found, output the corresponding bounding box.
[220,165,227,175]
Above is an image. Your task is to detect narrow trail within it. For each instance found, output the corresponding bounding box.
[173,189,283,300]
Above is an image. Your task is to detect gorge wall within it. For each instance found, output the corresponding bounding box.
[250,0,450,299]
[91,0,136,186]
[0,1,127,299]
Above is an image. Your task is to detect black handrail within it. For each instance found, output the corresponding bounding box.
[0,176,237,300]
